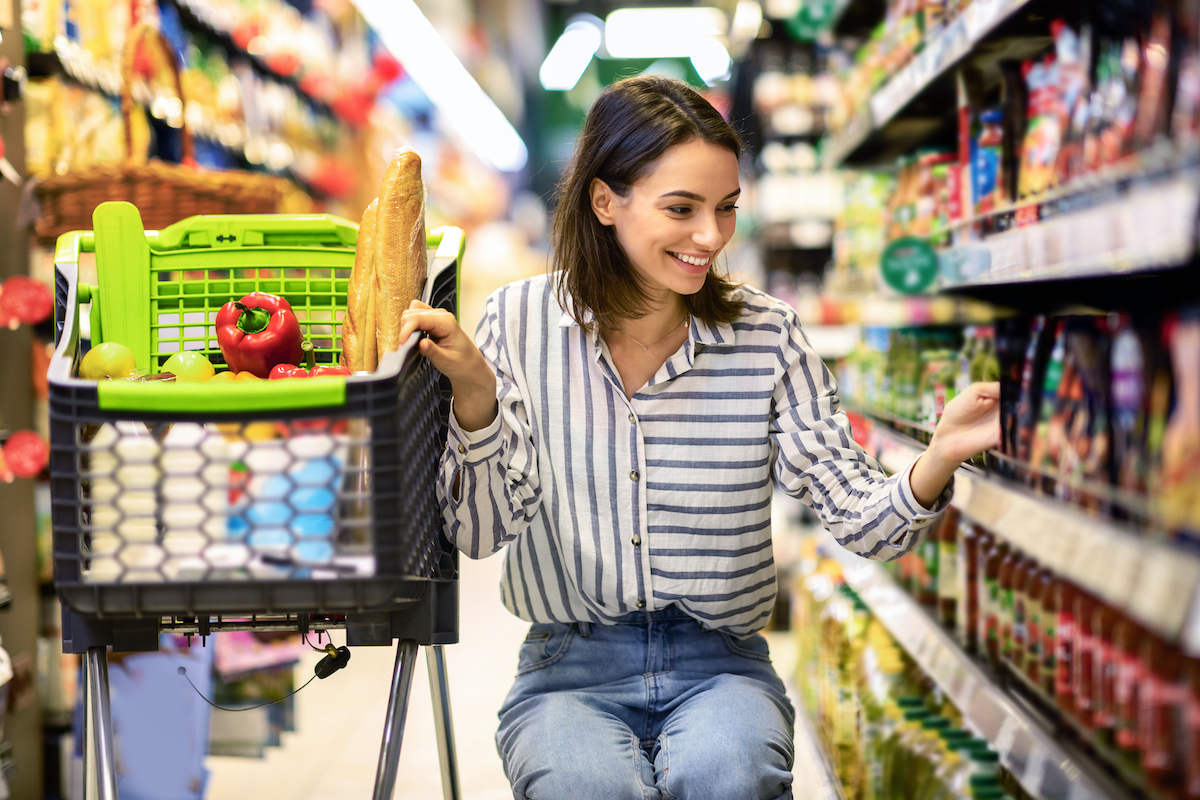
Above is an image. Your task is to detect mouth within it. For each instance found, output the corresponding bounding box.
[668,251,713,273]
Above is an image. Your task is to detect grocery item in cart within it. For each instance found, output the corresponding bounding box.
[344,147,428,372]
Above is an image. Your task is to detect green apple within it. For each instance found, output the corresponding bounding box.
[162,351,216,383]
[79,342,137,380]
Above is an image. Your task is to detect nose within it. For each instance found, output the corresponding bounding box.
[692,211,725,251]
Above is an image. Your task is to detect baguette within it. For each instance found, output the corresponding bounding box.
[343,198,379,372]
[373,147,427,357]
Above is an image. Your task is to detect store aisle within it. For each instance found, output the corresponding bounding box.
[204,552,528,800]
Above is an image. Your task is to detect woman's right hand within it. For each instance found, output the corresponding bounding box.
[398,300,499,431]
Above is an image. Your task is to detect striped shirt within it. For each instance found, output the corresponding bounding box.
[437,274,952,636]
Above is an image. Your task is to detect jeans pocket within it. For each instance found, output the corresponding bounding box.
[516,623,577,675]
[718,631,773,663]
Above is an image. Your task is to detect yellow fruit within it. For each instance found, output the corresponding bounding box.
[162,351,216,383]
[79,342,137,380]
[210,370,264,382]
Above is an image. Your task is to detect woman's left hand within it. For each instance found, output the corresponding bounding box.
[929,381,1001,464]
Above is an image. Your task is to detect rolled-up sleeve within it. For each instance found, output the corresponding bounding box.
[436,290,542,559]
[769,312,951,561]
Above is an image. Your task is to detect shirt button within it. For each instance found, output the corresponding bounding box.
[631,535,642,546]
[630,471,639,482]
[628,413,636,424]
[636,600,646,609]
[457,443,466,454]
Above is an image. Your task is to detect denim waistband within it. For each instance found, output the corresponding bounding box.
[610,604,694,625]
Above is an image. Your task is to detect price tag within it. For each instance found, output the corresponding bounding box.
[1099,536,1142,608]
[1132,549,1200,640]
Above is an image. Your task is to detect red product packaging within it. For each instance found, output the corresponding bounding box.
[1114,615,1145,755]
[1093,603,1118,737]
[1141,637,1184,793]
[1185,656,1200,799]
[1074,590,1096,729]
[1056,580,1077,714]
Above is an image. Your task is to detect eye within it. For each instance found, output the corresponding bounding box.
[719,204,739,213]
[667,206,692,215]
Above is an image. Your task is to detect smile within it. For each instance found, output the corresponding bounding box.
[669,252,711,267]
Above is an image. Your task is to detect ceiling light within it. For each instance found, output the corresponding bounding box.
[352,0,529,173]
[540,15,603,91]
[690,38,732,85]
[604,7,727,59]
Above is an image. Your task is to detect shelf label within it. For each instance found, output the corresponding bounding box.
[882,237,940,294]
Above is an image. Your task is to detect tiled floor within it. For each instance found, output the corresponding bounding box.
[204,551,530,800]
[204,551,802,800]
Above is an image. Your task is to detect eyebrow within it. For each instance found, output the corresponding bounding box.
[658,188,742,202]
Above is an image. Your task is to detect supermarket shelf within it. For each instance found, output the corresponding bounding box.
[164,0,338,122]
[939,146,1200,307]
[826,540,1134,800]
[822,0,1041,168]
[793,698,846,800]
[861,418,1200,650]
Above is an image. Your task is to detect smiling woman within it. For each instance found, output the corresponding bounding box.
[393,74,1000,800]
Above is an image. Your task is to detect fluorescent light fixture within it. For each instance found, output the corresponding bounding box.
[604,7,727,59]
[540,15,603,91]
[730,1,764,42]
[690,38,732,85]
[353,0,529,173]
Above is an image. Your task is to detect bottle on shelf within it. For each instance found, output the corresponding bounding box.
[998,547,1021,668]
[1112,612,1144,763]
[937,507,961,629]
[956,520,981,654]
[1073,588,1097,730]
[981,533,1006,668]
[1038,568,1057,697]
[1024,559,1043,687]
[1056,579,1078,716]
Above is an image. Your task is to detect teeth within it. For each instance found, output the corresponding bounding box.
[671,252,709,267]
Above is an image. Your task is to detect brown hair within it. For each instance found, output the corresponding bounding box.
[551,75,744,333]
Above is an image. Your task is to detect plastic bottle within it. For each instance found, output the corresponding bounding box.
[998,548,1021,667]
[1141,637,1184,795]
[982,536,1007,667]
[1038,569,1057,696]
[1012,554,1032,674]
[1113,613,1144,761]
[1073,589,1096,730]
[957,521,981,654]
[1056,580,1077,714]
[1184,655,1200,799]
[937,507,961,629]
[1093,602,1118,744]
[1024,559,1043,686]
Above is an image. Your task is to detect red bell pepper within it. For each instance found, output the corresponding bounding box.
[216,292,304,378]
[268,340,352,379]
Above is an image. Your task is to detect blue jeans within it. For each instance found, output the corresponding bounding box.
[496,606,795,800]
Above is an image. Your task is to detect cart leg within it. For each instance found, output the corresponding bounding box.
[82,646,119,800]
[372,639,419,800]
[426,645,461,800]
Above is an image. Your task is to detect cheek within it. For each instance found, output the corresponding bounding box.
[719,216,737,244]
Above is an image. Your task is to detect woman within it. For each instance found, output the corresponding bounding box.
[397,75,999,800]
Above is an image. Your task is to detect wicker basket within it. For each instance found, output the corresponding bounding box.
[33,24,288,245]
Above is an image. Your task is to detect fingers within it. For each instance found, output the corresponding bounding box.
[972,381,1000,401]
[398,305,457,343]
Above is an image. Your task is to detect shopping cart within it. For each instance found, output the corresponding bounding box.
[47,201,463,800]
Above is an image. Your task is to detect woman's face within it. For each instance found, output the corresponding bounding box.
[591,138,740,305]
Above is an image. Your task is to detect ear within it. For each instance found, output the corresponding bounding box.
[589,178,618,227]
